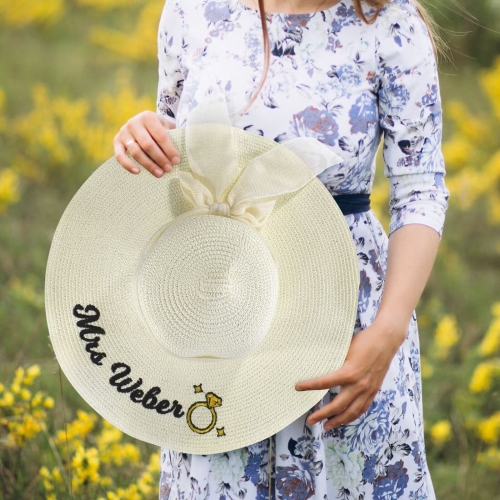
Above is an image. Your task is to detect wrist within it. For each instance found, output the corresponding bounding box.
[371,313,409,347]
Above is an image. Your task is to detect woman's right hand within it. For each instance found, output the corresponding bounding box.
[113,111,180,178]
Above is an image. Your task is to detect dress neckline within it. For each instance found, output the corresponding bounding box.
[237,0,344,18]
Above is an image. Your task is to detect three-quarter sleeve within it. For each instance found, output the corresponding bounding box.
[157,0,186,125]
[375,0,450,239]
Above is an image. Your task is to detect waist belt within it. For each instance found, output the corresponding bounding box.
[332,193,371,216]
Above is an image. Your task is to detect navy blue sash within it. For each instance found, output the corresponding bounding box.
[332,193,371,216]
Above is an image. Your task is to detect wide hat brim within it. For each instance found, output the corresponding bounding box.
[45,118,359,455]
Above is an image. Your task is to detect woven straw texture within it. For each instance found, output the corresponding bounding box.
[45,126,359,454]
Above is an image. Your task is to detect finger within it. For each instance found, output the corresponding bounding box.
[136,114,179,171]
[296,366,350,392]
[114,140,141,174]
[306,387,356,425]
[122,135,166,178]
[324,391,376,430]
[153,114,180,162]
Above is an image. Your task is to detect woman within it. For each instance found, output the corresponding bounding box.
[114,0,449,498]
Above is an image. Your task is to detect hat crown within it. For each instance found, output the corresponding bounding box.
[135,215,280,360]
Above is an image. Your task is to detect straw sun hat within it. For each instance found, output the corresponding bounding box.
[44,93,360,455]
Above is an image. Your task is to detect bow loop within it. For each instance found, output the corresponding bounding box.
[177,94,344,229]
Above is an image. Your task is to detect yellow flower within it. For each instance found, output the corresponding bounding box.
[71,446,101,491]
[0,168,21,214]
[40,466,51,479]
[430,420,452,445]
[147,451,161,473]
[43,397,55,408]
[433,315,459,360]
[137,471,153,494]
[43,478,54,491]
[0,391,15,407]
[477,412,500,444]
[23,364,41,385]
[54,409,97,447]
[97,419,122,449]
[20,388,31,401]
[479,315,500,357]
[52,467,63,484]
[32,391,44,407]
[469,360,500,392]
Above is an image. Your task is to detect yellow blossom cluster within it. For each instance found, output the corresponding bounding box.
[0,0,64,27]
[40,465,65,499]
[54,409,98,451]
[0,365,54,447]
[0,73,155,214]
[442,56,500,223]
[0,87,21,214]
[41,408,160,499]
[89,0,164,61]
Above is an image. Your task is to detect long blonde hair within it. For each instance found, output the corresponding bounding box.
[239,0,444,116]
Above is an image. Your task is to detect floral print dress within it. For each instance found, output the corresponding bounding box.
[155,0,450,499]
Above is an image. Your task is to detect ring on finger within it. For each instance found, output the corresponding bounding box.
[125,138,136,148]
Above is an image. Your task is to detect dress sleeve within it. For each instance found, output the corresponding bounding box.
[157,0,186,125]
[375,0,450,239]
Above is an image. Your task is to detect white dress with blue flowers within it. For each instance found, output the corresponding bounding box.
[155,1,450,499]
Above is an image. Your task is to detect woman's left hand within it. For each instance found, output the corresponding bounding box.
[295,319,407,430]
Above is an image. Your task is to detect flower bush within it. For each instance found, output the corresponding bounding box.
[0,366,160,499]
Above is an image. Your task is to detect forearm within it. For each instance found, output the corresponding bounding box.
[373,223,441,342]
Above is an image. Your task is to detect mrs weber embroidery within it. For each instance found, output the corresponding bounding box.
[72,304,225,437]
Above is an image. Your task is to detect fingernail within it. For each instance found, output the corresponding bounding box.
[154,168,163,176]
[163,163,172,171]
[171,155,180,164]
[132,167,140,174]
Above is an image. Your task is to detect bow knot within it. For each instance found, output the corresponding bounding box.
[208,202,230,217]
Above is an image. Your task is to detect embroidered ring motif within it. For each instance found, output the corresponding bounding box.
[186,390,223,435]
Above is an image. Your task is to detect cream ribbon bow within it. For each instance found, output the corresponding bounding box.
[177,94,343,229]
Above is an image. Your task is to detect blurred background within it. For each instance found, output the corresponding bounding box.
[0,0,499,498]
